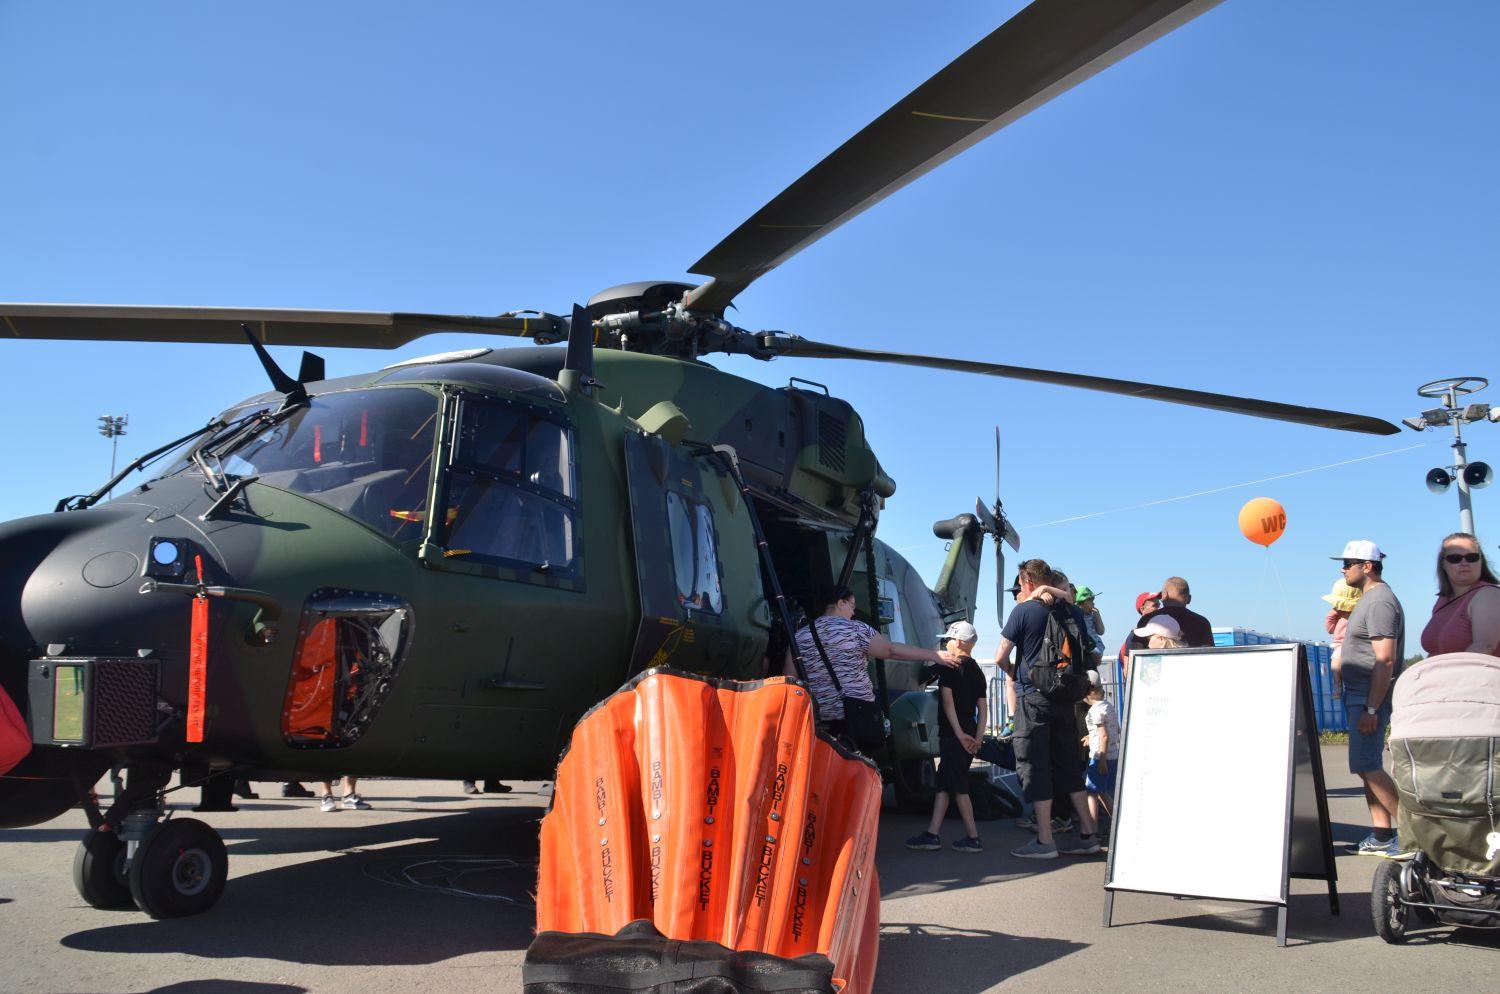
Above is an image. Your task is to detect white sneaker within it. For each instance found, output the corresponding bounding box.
[339,793,371,810]
[319,794,337,812]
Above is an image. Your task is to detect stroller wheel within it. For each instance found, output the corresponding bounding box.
[1372,859,1409,944]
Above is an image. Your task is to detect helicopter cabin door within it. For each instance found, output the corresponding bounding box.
[622,431,742,677]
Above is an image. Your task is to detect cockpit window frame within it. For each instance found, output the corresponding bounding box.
[419,388,586,592]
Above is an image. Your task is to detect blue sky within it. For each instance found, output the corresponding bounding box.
[2,1,1496,656]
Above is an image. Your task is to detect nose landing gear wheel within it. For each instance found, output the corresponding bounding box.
[1371,858,1409,943]
[127,817,228,918]
[72,830,132,909]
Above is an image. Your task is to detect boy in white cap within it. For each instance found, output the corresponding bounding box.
[906,621,988,853]
[1333,539,1406,857]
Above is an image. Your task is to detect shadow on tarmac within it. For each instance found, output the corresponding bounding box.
[1109,891,1356,945]
[1395,924,1500,948]
[59,805,544,966]
[877,814,1100,902]
[148,984,308,994]
[875,922,1085,993]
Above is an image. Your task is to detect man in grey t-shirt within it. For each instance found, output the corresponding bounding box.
[1333,539,1405,857]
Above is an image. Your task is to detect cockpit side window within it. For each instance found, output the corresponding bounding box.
[434,394,580,578]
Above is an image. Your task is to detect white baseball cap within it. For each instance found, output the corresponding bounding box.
[1133,615,1183,640]
[942,621,978,643]
[1332,540,1386,562]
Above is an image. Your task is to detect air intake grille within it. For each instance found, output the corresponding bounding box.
[92,659,158,747]
[817,412,847,471]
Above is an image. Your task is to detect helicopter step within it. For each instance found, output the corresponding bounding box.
[71,763,230,918]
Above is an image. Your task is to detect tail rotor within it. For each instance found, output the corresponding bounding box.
[972,426,1020,627]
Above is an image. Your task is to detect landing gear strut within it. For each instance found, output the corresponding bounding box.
[71,765,230,918]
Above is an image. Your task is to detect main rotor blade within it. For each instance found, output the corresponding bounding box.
[0,303,563,350]
[684,0,1223,311]
[769,339,1401,436]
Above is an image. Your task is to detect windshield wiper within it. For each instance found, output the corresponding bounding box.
[207,406,300,463]
[57,418,227,512]
[192,446,227,494]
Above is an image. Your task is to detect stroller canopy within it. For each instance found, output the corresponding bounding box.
[1391,652,1500,741]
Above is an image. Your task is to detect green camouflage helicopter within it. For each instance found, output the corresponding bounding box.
[0,0,1397,919]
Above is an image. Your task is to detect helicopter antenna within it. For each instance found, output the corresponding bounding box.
[296,351,326,384]
[559,304,596,395]
[240,324,307,405]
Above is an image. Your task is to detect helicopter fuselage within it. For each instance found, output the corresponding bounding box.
[2,346,954,827]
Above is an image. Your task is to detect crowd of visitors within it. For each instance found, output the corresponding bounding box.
[784,529,1500,864]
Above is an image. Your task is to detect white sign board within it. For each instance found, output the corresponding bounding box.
[1106,644,1300,905]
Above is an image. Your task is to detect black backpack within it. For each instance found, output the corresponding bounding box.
[1028,604,1092,703]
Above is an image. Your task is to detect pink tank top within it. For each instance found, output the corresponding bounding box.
[1421,582,1500,656]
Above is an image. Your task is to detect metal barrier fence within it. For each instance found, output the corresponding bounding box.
[983,635,1349,736]
[981,667,1126,738]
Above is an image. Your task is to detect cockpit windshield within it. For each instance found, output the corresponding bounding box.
[185,388,440,541]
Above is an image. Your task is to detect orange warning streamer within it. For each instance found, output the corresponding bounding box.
[186,555,209,743]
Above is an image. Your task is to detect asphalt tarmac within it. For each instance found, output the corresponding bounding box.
[0,751,1493,993]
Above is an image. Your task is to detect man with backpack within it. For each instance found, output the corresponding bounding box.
[994,558,1103,860]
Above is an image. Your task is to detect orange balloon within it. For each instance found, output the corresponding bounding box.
[1238,497,1287,547]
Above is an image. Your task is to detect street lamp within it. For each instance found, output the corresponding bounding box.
[1402,378,1493,534]
[97,414,128,479]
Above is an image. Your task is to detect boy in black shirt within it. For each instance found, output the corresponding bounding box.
[906,621,988,853]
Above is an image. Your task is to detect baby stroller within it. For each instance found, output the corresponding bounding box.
[1375,651,1500,942]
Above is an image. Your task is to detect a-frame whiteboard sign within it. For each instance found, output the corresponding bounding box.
[1103,643,1337,945]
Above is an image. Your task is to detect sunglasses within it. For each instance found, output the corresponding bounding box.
[1443,552,1483,565]
[1007,585,1021,598]
[1341,559,1368,569]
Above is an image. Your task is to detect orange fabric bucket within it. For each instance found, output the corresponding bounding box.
[536,669,881,993]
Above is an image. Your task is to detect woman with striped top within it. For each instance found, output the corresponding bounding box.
[786,585,960,738]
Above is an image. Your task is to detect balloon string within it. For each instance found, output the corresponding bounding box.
[892,440,1429,554]
[1265,549,1295,639]
[1020,441,1429,530]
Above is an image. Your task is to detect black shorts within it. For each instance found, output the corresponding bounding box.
[937,735,975,795]
[1012,691,1084,803]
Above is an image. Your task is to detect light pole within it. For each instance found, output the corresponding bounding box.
[1401,378,1497,535]
[97,414,129,479]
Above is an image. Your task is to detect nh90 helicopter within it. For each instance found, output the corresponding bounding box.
[0,0,1396,919]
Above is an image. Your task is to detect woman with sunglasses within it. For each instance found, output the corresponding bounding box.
[1420,533,1500,657]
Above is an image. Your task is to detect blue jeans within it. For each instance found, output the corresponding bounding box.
[1342,688,1390,775]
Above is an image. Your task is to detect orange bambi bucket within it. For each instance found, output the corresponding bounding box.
[535,669,882,994]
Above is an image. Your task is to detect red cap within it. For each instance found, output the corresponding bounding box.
[1135,591,1162,614]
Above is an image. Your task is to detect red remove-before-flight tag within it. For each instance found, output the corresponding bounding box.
[186,555,209,743]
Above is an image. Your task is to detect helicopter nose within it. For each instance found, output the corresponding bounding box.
[0,501,208,672]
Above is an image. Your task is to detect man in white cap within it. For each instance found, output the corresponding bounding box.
[1334,539,1406,857]
[906,620,988,853]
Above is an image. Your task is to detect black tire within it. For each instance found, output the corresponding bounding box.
[128,818,228,919]
[72,830,133,909]
[892,758,937,813]
[1371,858,1409,944]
